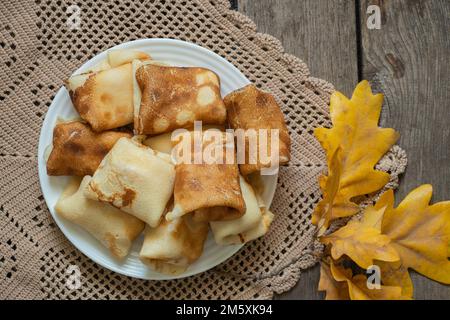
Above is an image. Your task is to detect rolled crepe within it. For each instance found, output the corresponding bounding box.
[224,84,291,176]
[55,176,145,259]
[88,49,151,72]
[166,131,246,222]
[46,121,131,176]
[66,50,150,132]
[87,59,111,73]
[139,214,209,275]
[142,124,226,155]
[134,64,226,135]
[210,176,274,245]
[84,137,175,227]
[107,49,150,68]
[142,132,174,154]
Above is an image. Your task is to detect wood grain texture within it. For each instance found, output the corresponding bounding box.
[360,0,450,300]
[238,0,359,299]
[239,0,359,97]
[237,0,449,299]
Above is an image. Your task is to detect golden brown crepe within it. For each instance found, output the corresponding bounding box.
[107,49,150,68]
[55,176,145,259]
[134,64,227,135]
[139,213,209,275]
[142,124,226,155]
[66,50,151,132]
[88,49,151,72]
[142,132,174,154]
[166,130,246,222]
[46,121,131,176]
[224,84,291,175]
[84,137,175,227]
[210,176,274,245]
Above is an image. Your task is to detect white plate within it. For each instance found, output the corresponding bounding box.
[38,39,278,280]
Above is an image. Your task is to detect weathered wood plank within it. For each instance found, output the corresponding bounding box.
[360,0,450,300]
[238,0,359,299]
[239,0,359,97]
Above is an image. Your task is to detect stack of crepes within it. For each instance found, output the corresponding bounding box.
[45,49,291,275]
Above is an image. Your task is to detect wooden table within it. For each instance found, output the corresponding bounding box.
[233,0,449,300]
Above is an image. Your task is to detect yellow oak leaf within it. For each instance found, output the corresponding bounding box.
[347,274,408,300]
[321,218,400,269]
[375,260,414,298]
[319,261,408,300]
[361,190,393,230]
[313,147,341,234]
[312,80,399,231]
[318,262,350,300]
[321,190,399,269]
[381,185,450,284]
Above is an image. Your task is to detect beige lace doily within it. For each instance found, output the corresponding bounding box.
[0,0,407,299]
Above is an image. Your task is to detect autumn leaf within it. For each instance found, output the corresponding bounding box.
[319,261,408,300]
[360,189,393,230]
[313,147,341,233]
[375,260,414,298]
[318,262,350,300]
[321,191,400,269]
[312,80,399,231]
[347,274,407,300]
[321,194,400,269]
[370,191,414,298]
[381,185,450,284]
[320,186,450,299]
